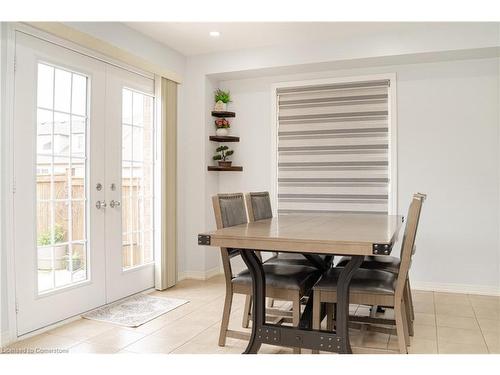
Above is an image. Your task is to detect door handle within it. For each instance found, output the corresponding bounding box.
[109,200,121,208]
[96,200,107,210]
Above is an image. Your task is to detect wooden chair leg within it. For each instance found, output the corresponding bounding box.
[401,301,410,345]
[218,289,234,347]
[406,278,415,321]
[242,295,252,328]
[292,296,301,354]
[312,290,321,354]
[403,285,414,336]
[326,303,334,331]
[394,301,409,354]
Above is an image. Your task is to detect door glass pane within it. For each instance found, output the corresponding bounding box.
[53,112,70,156]
[71,74,87,116]
[54,69,71,113]
[71,159,85,199]
[36,63,89,294]
[37,64,54,109]
[53,156,70,200]
[37,109,53,155]
[71,115,86,158]
[122,88,154,269]
[72,243,87,282]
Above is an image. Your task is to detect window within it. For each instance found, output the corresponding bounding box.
[36,63,89,293]
[276,77,395,215]
[121,88,154,269]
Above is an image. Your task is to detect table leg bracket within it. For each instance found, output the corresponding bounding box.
[372,243,392,255]
[198,234,211,245]
[256,325,343,353]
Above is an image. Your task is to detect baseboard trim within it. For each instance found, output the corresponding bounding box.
[178,266,223,281]
[412,281,500,296]
[1,330,12,348]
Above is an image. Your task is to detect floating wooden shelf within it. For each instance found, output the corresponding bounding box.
[208,166,243,172]
[209,135,240,142]
[212,111,236,118]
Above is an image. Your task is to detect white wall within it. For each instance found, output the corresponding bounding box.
[179,23,500,293]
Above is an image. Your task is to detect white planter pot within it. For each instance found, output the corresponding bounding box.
[38,244,68,270]
[216,128,229,136]
[214,100,227,112]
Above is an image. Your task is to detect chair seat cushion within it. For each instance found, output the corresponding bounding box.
[313,267,397,295]
[337,255,400,274]
[264,253,329,267]
[233,264,321,292]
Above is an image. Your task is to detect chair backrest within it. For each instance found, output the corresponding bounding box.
[213,193,248,229]
[245,191,273,222]
[212,193,248,281]
[394,193,426,301]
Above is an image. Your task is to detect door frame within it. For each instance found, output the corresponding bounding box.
[1,22,163,344]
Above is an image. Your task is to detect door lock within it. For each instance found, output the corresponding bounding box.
[109,200,121,208]
[96,200,107,209]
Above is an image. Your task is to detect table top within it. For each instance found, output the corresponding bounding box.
[199,213,403,256]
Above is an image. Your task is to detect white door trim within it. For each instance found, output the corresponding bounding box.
[2,23,19,346]
[270,73,398,216]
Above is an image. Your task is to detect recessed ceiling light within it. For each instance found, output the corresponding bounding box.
[209,31,220,37]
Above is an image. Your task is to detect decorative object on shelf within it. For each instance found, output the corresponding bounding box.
[213,145,234,168]
[214,88,231,112]
[216,128,229,136]
[215,118,231,136]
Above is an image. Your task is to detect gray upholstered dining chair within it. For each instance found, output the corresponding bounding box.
[245,191,333,268]
[334,193,427,335]
[243,191,333,317]
[312,193,425,354]
[213,193,321,353]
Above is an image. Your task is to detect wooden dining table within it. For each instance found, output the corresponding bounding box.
[198,213,403,354]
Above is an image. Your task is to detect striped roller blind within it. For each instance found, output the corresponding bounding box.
[277,79,391,215]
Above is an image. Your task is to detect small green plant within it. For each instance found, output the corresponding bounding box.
[37,224,66,246]
[213,145,234,162]
[214,89,231,104]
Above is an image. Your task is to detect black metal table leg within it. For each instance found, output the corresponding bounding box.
[335,255,364,354]
[303,254,329,272]
[239,250,265,354]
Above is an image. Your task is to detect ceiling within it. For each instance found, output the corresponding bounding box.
[125,22,462,57]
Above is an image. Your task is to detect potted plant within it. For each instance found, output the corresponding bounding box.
[214,89,231,112]
[37,224,67,270]
[65,251,83,271]
[215,118,230,136]
[213,145,234,168]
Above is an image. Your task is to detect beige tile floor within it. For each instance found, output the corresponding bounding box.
[3,276,500,354]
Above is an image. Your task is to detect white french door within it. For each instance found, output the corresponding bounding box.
[104,65,155,303]
[13,32,155,336]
